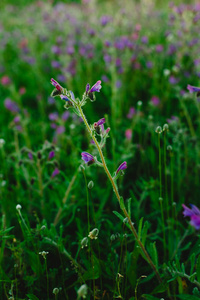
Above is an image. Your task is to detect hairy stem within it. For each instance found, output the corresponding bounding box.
[78,104,162,284]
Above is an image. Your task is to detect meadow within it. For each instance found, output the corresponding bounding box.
[1,0,200,299]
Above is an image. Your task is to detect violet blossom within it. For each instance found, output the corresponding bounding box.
[116,161,127,174]
[81,152,95,165]
[182,204,200,230]
[187,84,200,95]
[86,80,102,101]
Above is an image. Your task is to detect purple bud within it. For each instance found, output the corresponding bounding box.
[182,204,200,230]
[51,78,63,92]
[51,168,60,178]
[187,84,200,94]
[81,152,95,165]
[116,161,127,174]
[96,118,105,126]
[86,83,90,94]
[88,80,102,93]
[48,151,55,160]
[28,152,33,160]
[49,112,59,121]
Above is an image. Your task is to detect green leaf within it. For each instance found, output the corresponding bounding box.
[119,196,125,210]
[113,211,125,223]
[141,221,149,245]
[26,294,39,300]
[127,198,132,218]
[197,254,200,283]
[149,242,158,269]
[190,253,196,275]
[138,217,143,240]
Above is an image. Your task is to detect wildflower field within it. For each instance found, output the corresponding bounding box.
[1,0,200,299]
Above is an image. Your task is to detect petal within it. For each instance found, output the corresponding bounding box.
[190,204,200,216]
[182,204,194,217]
[187,84,200,93]
[90,80,102,93]
[190,215,200,230]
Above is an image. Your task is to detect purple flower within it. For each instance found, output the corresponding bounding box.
[187,84,200,95]
[116,161,127,174]
[81,152,95,165]
[60,91,75,102]
[56,125,65,135]
[49,112,59,121]
[4,98,20,113]
[94,118,106,134]
[51,78,63,96]
[28,152,33,160]
[182,204,200,230]
[127,107,136,119]
[86,80,102,101]
[51,168,60,178]
[62,111,70,121]
[151,96,160,106]
[48,151,55,160]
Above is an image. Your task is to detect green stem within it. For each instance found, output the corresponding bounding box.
[78,104,162,284]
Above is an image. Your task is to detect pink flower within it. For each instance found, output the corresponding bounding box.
[125,129,132,140]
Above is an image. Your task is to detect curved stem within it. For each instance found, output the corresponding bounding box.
[78,105,162,284]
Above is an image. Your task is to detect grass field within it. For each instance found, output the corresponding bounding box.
[1,0,200,299]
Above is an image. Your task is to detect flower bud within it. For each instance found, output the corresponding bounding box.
[88,228,99,240]
[155,126,162,134]
[81,237,88,248]
[88,181,94,189]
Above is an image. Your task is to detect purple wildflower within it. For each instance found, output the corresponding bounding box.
[94,118,106,134]
[187,84,200,95]
[182,204,200,230]
[116,161,127,174]
[81,152,95,165]
[51,78,63,96]
[49,112,59,121]
[28,152,33,160]
[56,125,65,135]
[4,98,20,113]
[51,168,60,178]
[86,80,102,101]
[127,107,136,119]
[48,151,55,160]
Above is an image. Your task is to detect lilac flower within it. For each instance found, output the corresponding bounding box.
[28,152,33,160]
[127,107,136,119]
[48,151,55,160]
[51,78,63,96]
[182,204,200,230]
[56,125,65,135]
[81,152,95,165]
[1,76,11,86]
[86,80,102,101]
[51,168,60,178]
[49,112,59,121]
[94,118,106,134]
[187,84,200,95]
[4,98,20,113]
[62,111,70,121]
[116,161,127,174]
[151,96,160,106]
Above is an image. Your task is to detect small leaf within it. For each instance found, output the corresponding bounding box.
[113,211,125,223]
[149,242,158,269]
[138,217,143,240]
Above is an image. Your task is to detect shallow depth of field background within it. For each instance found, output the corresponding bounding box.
[1,0,200,299]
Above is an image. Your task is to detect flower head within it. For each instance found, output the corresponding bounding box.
[88,228,99,239]
[81,152,95,165]
[187,84,200,96]
[116,161,127,174]
[86,80,102,101]
[182,204,200,230]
